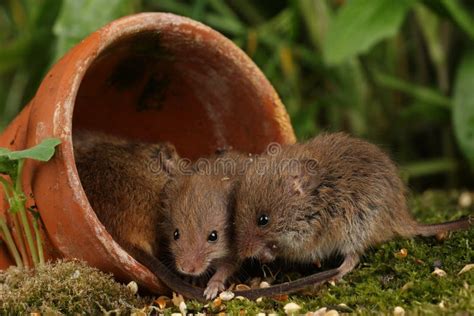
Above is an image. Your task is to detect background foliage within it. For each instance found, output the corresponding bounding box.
[1,0,474,190]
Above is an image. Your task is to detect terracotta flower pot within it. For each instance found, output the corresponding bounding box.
[0,13,295,292]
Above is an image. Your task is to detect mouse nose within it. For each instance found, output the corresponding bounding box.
[239,241,258,258]
[178,260,204,276]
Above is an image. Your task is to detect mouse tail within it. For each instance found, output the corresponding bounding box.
[413,216,472,237]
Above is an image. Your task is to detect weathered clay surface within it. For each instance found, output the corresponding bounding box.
[0,13,295,292]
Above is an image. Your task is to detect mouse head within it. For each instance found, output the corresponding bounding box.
[161,173,234,277]
[234,158,320,262]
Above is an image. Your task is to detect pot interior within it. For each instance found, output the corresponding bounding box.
[72,30,289,159]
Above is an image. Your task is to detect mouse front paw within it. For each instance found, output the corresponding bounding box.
[204,280,226,300]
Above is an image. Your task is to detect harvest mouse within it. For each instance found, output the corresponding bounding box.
[160,151,249,300]
[234,132,472,284]
[74,131,177,256]
[73,131,205,299]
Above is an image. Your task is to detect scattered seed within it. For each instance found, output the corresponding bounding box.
[432,267,447,277]
[313,307,327,316]
[257,313,266,316]
[71,270,80,279]
[172,292,184,307]
[284,302,301,315]
[219,290,235,301]
[235,296,246,300]
[415,259,425,265]
[458,263,474,275]
[179,301,187,315]
[126,281,138,294]
[394,248,408,259]
[458,191,472,208]
[438,301,446,309]
[401,281,413,292]
[393,306,405,316]
[236,284,251,291]
[435,232,449,241]
[256,297,263,303]
[273,294,289,301]
[260,281,270,288]
[154,296,170,309]
[324,310,339,316]
[212,297,222,308]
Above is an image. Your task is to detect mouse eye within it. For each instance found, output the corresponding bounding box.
[173,229,180,240]
[208,230,218,242]
[257,214,269,227]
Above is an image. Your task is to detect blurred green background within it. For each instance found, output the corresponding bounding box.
[1,0,474,190]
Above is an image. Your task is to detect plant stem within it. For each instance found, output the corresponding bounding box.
[13,213,29,267]
[14,160,39,266]
[32,216,44,265]
[0,216,23,268]
[0,176,28,266]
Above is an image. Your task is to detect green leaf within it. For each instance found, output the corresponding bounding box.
[0,138,61,162]
[453,51,474,167]
[323,0,416,65]
[440,0,474,39]
[52,0,136,61]
[374,71,451,108]
[0,159,17,177]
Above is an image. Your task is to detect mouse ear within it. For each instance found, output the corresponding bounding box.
[148,142,184,176]
[285,158,321,196]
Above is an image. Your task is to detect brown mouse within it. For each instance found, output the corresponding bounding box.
[74,131,177,256]
[73,131,208,299]
[234,132,472,285]
[159,150,252,300]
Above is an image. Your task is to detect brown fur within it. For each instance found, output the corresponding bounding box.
[160,151,250,299]
[73,131,212,300]
[74,131,178,256]
[234,133,472,276]
[72,132,343,300]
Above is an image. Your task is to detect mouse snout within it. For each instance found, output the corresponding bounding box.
[176,256,207,276]
[238,238,264,259]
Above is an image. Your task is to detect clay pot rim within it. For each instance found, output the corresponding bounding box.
[45,12,294,289]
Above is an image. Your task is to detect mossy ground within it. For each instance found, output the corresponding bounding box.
[1,191,472,315]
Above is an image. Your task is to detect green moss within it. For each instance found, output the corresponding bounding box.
[187,191,474,315]
[1,191,472,315]
[0,260,149,315]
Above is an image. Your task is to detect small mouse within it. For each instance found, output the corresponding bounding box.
[234,132,472,284]
[74,131,177,256]
[73,131,205,299]
[160,150,247,300]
